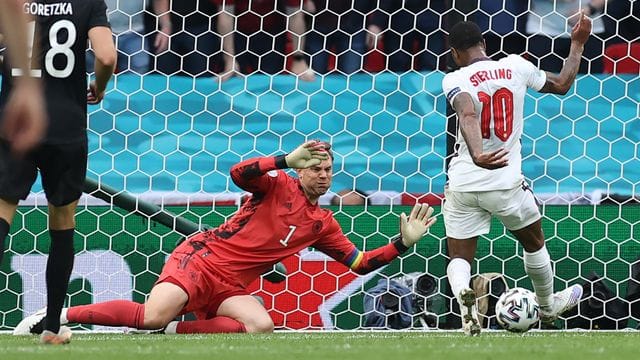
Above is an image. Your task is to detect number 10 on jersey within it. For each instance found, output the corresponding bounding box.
[478,88,514,142]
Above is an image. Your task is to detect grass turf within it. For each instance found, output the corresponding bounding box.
[0,332,638,360]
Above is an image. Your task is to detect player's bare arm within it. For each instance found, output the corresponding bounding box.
[0,80,46,154]
[152,0,171,54]
[453,93,509,170]
[288,7,315,82]
[87,26,116,104]
[217,3,239,82]
[0,0,46,153]
[540,12,592,95]
[0,1,32,80]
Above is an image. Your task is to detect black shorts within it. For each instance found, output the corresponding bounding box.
[0,140,87,206]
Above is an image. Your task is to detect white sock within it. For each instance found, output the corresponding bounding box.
[60,308,68,324]
[524,245,554,308]
[447,258,472,302]
[164,321,178,334]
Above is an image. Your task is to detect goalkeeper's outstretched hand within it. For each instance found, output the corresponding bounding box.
[285,141,330,169]
[400,203,437,247]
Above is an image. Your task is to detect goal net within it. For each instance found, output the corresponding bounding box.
[1,0,639,331]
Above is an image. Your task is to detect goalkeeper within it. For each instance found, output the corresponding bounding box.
[15,140,437,335]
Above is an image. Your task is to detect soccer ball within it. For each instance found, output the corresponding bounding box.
[495,287,540,333]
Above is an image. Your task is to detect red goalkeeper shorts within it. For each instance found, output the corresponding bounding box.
[156,238,249,318]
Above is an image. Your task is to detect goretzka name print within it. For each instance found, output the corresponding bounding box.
[23,2,73,16]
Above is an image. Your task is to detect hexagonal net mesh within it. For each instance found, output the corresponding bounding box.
[2,0,639,331]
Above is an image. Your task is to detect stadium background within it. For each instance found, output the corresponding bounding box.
[1,0,639,331]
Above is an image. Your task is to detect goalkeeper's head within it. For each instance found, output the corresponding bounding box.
[296,141,333,202]
[449,20,487,67]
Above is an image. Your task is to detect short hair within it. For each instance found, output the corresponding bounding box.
[314,140,334,160]
[449,21,484,51]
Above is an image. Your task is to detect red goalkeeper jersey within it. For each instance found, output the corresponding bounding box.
[189,155,408,288]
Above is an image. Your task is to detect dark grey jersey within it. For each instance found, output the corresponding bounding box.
[0,0,110,144]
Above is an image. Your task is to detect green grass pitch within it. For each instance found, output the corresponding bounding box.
[0,332,638,360]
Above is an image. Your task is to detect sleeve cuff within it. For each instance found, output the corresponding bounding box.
[274,155,288,169]
[392,236,410,254]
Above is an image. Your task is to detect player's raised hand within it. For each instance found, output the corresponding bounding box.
[285,141,330,169]
[570,11,592,46]
[400,203,437,247]
[473,147,509,170]
[87,81,106,105]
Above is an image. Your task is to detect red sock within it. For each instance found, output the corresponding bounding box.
[176,316,246,334]
[67,300,145,329]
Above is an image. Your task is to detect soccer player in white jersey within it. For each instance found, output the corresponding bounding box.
[441,14,592,336]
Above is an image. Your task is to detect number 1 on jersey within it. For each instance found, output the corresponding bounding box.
[478,88,514,141]
[279,225,297,247]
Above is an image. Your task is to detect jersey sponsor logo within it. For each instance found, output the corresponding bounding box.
[446,87,461,102]
[188,271,199,282]
[23,2,73,16]
[267,170,278,177]
[470,69,512,86]
[312,220,323,235]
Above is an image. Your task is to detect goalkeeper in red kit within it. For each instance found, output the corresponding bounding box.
[15,140,437,335]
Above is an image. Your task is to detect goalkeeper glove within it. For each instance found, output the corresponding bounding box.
[400,203,437,247]
[285,141,330,169]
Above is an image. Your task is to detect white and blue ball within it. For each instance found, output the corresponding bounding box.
[495,287,540,333]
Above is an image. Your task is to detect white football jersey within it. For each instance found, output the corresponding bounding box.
[442,54,547,191]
